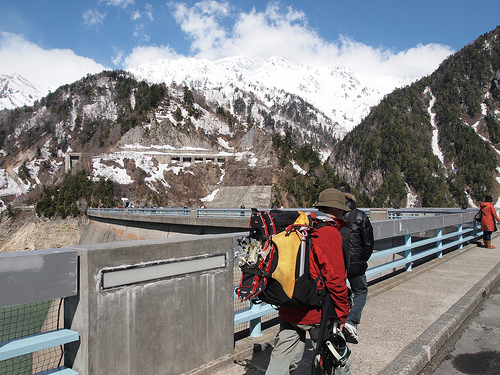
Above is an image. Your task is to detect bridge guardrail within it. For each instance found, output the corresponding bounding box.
[233,211,483,337]
[0,249,80,375]
[2,208,486,373]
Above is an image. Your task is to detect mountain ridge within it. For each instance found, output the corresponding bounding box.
[0,73,48,110]
[128,55,415,134]
[1,27,500,213]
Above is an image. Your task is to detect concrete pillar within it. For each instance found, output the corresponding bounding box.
[66,234,235,375]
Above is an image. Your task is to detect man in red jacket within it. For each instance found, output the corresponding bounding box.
[265,188,351,375]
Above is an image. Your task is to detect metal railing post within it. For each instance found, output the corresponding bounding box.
[404,233,412,272]
[249,300,263,337]
[458,224,463,249]
[436,227,443,258]
[473,220,480,241]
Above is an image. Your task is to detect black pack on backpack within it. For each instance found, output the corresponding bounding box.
[474,208,482,222]
[235,208,330,308]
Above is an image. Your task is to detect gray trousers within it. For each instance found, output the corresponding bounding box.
[265,320,351,375]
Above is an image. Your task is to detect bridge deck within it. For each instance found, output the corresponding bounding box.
[189,235,500,375]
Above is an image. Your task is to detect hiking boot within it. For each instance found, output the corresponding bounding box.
[343,322,359,344]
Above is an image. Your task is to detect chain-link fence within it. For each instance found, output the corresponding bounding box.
[0,299,65,375]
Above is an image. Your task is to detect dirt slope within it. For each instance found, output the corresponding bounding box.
[0,209,88,253]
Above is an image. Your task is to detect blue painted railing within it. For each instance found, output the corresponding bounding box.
[233,212,483,337]
[0,249,80,375]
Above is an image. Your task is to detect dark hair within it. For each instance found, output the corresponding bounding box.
[485,196,494,203]
[336,183,351,194]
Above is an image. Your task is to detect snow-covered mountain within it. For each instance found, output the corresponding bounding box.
[128,56,415,133]
[1,57,415,133]
[0,74,48,110]
[0,56,421,211]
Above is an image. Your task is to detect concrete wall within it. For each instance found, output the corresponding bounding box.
[65,234,236,375]
[207,186,273,208]
[0,248,77,309]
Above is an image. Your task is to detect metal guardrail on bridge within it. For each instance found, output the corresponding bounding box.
[232,209,484,337]
[0,249,80,375]
[88,207,251,219]
[87,206,478,219]
[1,207,486,374]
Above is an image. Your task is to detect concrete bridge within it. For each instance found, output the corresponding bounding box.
[1,207,498,375]
[82,207,252,243]
[82,206,465,243]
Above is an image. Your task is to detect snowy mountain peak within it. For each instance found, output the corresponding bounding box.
[1,57,414,132]
[128,56,415,132]
[0,73,48,110]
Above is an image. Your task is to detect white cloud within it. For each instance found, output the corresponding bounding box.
[220,3,324,62]
[123,45,181,69]
[131,10,141,21]
[145,4,154,21]
[101,0,135,8]
[130,4,155,43]
[112,49,125,66]
[0,32,107,90]
[139,1,453,80]
[0,1,456,92]
[169,0,231,59]
[133,25,150,43]
[83,9,106,27]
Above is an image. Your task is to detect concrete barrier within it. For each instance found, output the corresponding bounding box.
[65,234,236,375]
[370,208,389,221]
[80,215,249,244]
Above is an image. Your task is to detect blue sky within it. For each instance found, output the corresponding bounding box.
[0,0,498,89]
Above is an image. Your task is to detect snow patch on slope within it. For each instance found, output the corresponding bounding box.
[0,73,49,110]
[425,87,444,164]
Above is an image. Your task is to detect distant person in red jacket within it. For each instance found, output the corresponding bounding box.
[265,188,350,375]
[480,196,499,249]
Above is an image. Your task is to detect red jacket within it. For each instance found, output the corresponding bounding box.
[278,221,349,325]
[480,201,499,232]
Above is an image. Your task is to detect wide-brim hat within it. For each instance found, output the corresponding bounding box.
[313,188,350,212]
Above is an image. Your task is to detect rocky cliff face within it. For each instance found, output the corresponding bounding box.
[0,209,88,253]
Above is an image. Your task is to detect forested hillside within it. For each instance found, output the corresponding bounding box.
[2,27,500,215]
[333,26,500,207]
[0,68,342,212]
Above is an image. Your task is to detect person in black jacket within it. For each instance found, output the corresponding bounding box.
[337,183,374,344]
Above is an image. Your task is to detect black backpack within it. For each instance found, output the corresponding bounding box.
[235,209,341,308]
[474,209,482,222]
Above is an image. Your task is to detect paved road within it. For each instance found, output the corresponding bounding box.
[419,277,500,375]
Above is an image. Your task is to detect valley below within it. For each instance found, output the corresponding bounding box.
[0,210,88,253]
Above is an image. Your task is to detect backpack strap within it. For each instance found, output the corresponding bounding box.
[311,295,338,374]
